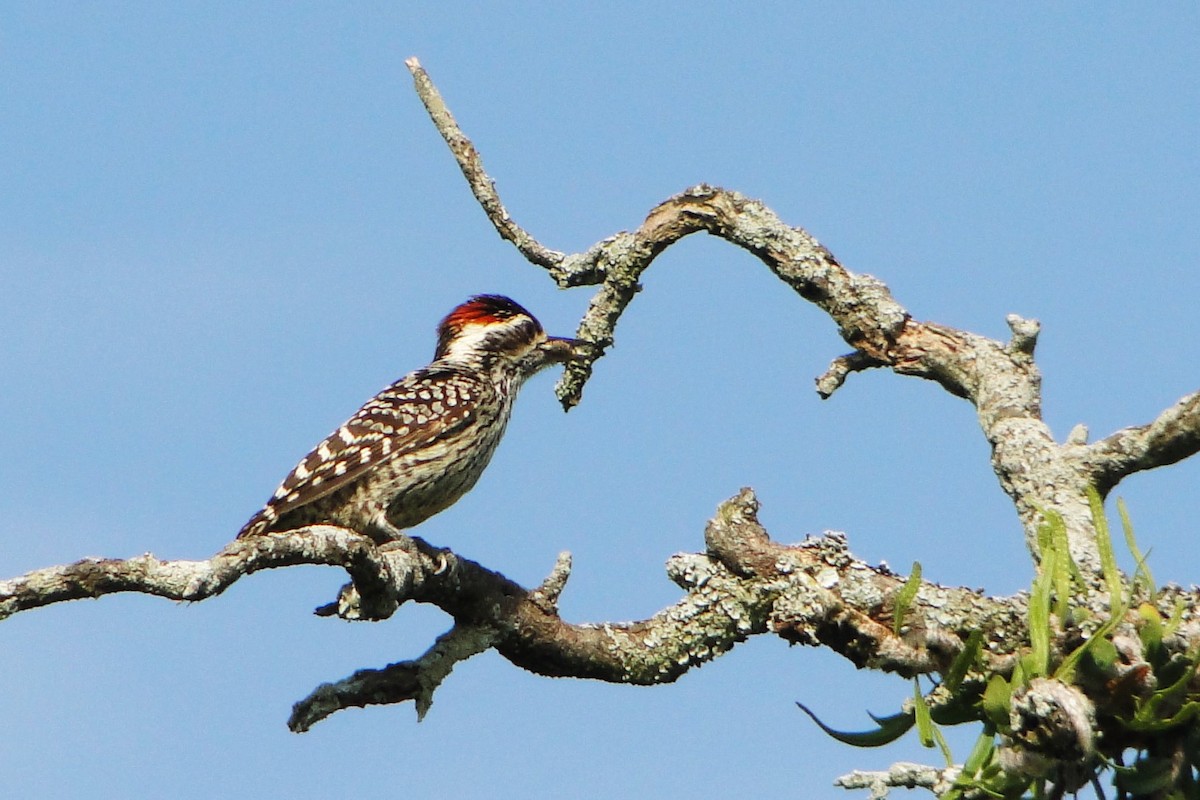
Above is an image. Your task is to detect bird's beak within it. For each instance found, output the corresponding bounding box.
[540,336,587,364]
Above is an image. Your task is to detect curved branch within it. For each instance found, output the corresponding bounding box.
[835,763,962,798]
[7,60,1195,747]
[290,622,499,731]
[10,484,1200,736]
[404,56,1198,578]
[405,57,567,274]
[817,351,888,399]
[0,490,1032,729]
[1082,390,1200,495]
[406,57,1164,574]
[0,526,398,620]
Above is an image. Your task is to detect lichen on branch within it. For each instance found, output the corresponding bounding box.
[2,55,1199,796]
[403,56,1200,575]
[1,489,1027,729]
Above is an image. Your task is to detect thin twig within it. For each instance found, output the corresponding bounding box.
[289,623,499,731]
[405,57,566,273]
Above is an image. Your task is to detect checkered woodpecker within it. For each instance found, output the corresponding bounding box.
[237,295,578,542]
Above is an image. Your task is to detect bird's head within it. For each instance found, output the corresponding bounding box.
[434,295,580,377]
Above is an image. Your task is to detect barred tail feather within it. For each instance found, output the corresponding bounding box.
[236,507,276,539]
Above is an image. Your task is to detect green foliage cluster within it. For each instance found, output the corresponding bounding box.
[801,489,1200,799]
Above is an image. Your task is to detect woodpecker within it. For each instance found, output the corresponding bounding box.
[237,295,578,543]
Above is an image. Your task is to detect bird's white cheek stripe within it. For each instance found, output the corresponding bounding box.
[441,325,494,360]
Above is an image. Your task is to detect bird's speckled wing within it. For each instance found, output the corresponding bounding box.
[238,367,487,536]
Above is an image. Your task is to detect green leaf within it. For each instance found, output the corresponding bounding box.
[982,674,1012,729]
[1044,511,1074,621]
[1115,756,1176,795]
[1036,518,1053,560]
[910,679,954,765]
[1139,602,1164,659]
[1088,486,1126,605]
[1036,510,1075,623]
[893,561,922,636]
[929,696,978,727]
[932,724,953,767]
[913,679,935,748]
[1119,497,1155,594]
[1164,598,1187,640]
[795,702,914,747]
[1055,607,1123,683]
[959,730,997,780]
[1028,545,1054,677]
[1130,652,1200,731]
[944,769,1012,800]
[943,630,983,693]
[1132,700,1200,733]
[1081,636,1119,673]
[1012,656,1030,687]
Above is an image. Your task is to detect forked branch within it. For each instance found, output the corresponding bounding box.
[1,490,1031,728]
[2,57,1197,743]
[404,56,1200,574]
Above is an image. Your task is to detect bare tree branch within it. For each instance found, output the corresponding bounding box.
[1082,390,1200,495]
[4,58,1198,792]
[0,526,399,620]
[528,550,573,612]
[404,57,567,274]
[835,762,962,799]
[817,351,888,399]
[0,489,1043,727]
[290,622,499,731]
[404,57,1200,576]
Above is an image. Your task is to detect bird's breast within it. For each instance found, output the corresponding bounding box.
[376,403,512,530]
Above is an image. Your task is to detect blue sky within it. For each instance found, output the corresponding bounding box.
[2,4,1198,798]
